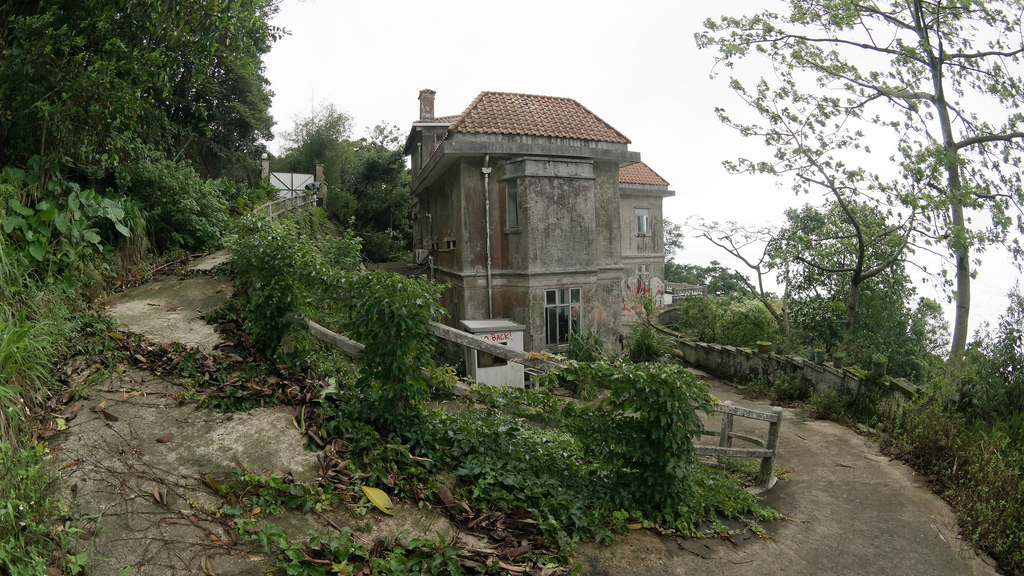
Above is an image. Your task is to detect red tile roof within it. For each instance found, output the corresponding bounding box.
[619,162,669,186]
[448,92,631,144]
[413,114,460,124]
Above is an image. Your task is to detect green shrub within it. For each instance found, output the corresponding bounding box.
[1,164,134,285]
[807,388,845,420]
[0,309,65,443]
[668,295,778,347]
[117,158,230,253]
[537,361,718,523]
[224,179,279,215]
[230,210,360,354]
[624,323,671,363]
[360,229,410,263]
[335,271,444,431]
[568,329,607,362]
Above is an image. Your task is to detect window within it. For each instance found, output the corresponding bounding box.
[506,180,520,229]
[545,288,581,346]
[636,264,651,292]
[635,208,651,236]
[477,342,508,368]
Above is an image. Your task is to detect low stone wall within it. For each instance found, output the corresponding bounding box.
[673,339,919,402]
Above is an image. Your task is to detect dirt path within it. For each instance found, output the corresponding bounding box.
[53,254,1001,574]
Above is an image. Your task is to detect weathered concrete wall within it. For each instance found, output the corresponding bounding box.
[620,183,669,280]
[673,339,919,402]
[593,161,622,271]
[509,157,597,272]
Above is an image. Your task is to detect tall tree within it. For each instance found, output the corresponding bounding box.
[697,0,1024,363]
[686,218,789,330]
[273,102,354,184]
[771,201,914,346]
[275,112,412,262]
[0,0,280,178]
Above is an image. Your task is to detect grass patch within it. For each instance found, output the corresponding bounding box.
[0,441,88,575]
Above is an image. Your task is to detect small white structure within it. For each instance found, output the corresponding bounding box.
[269,172,314,198]
[460,319,526,388]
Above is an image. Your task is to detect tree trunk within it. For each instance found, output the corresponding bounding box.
[844,278,860,348]
[948,199,971,365]
[912,0,970,364]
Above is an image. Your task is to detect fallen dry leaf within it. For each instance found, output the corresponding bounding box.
[155,432,172,444]
[437,483,455,508]
[98,408,119,422]
[166,306,183,312]
[153,483,167,505]
[201,554,215,575]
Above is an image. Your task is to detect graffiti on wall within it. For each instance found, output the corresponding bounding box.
[621,275,665,313]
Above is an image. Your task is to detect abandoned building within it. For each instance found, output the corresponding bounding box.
[404,89,674,359]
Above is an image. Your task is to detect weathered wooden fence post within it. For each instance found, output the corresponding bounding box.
[719,400,734,449]
[756,407,784,488]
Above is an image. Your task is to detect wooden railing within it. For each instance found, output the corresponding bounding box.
[695,400,784,490]
[304,319,562,396]
[259,191,317,221]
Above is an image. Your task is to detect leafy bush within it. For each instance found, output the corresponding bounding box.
[623,323,671,363]
[552,361,717,523]
[568,329,608,362]
[117,158,230,253]
[230,210,360,353]
[0,309,65,443]
[222,179,279,215]
[1,163,133,285]
[960,287,1024,440]
[807,388,846,420]
[668,295,778,348]
[335,271,444,430]
[360,229,410,263]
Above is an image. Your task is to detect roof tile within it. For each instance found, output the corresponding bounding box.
[619,162,669,186]
[448,92,631,144]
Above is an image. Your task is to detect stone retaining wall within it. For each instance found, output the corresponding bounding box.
[673,339,919,401]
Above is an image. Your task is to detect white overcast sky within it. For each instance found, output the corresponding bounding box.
[261,0,1020,337]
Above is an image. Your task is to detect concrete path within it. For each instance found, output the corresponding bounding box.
[575,374,1000,576]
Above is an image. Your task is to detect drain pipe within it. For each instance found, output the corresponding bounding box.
[482,155,493,318]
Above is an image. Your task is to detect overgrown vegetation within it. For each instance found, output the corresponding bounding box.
[880,288,1024,573]
[0,442,87,576]
[273,104,413,263]
[221,211,780,571]
[667,294,780,349]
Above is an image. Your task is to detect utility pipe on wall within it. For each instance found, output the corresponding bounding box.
[482,155,493,318]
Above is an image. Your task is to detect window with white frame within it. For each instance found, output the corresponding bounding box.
[506,180,520,229]
[635,208,651,236]
[545,288,581,346]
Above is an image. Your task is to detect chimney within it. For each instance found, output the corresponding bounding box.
[419,89,436,121]
[314,163,324,181]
